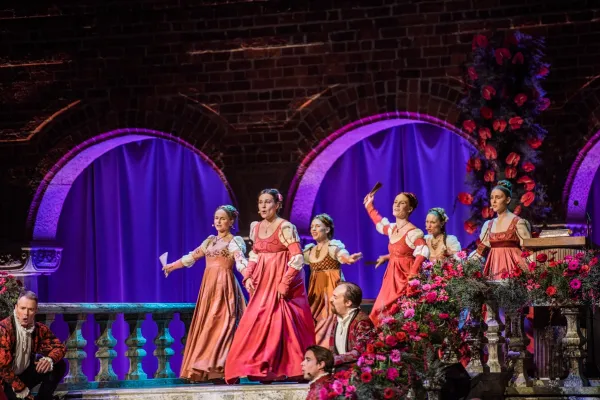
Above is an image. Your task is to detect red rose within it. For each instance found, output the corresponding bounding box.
[493,119,507,132]
[522,162,535,172]
[473,270,482,278]
[484,144,497,160]
[439,313,449,319]
[521,192,535,207]
[482,85,496,100]
[484,170,495,183]
[482,207,494,219]
[517,175,536,191]
[527,137,543,149]
[513,205,522,215]
[514,93,528,107]
[528,261,537,272]
[458,192,474,205]
[384,388,396,399]
[505,166,517,179]
[479,127,491,140]
[385,335,398,347]
[388,303,400,315]
[395,331,407,342]
[472,34,488,50]
[537,65,550,77]
[511,267,523,277]
[468,66,478,80]
[495,48,512,64]
[590,257,598,266]
[536,253,548,263]
[464,221,478,235]
[366,344,375,353]
[462,120,476,133]
[509,116,523,130]
[538,98,550,111]
[375,341,385,348]
[506,152,521,166]
[546,286,557,296]
[549,261,558,268]
[480,106,493,119]
[361,371,373,383]
[473,158,482,171]
[512,52,524,64]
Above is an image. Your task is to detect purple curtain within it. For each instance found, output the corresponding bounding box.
[38,138,233,380]
[588,166,600,248]
[310,123,477,300]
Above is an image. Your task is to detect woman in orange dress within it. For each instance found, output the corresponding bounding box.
[363,191,429,326]
[473,181,531,279]
[162,205,247,382]
[224,189,315,383]
[303,213,362,347]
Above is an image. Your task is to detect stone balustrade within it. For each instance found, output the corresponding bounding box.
[37,303,195,390]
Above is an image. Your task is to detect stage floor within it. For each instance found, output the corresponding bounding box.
[61,383,308,400]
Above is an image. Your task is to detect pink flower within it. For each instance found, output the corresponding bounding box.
[331,381,344,395]
[456,251,467,260]
[346,385,356,396]
[422,284,432,291]
[570,279,582,290]
[386,367,399,381]
[568,260,580,271]
[425,291,438,303]
[408,279,420,287]
[439,313,449,319]
[403,308,415,319]
[389,349,402,363]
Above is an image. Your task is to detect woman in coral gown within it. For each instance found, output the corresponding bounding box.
[473,181,531,279]
[303,213,362,347]
[224,189,315,383]
[363,191,429,326]
[162,205,247,382]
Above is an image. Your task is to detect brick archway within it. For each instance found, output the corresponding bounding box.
[26,96,235,241]
[286,112,476,235]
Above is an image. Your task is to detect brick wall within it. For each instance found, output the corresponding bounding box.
[1,0,600,242]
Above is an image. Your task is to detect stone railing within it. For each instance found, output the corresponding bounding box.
[37,303,195,390]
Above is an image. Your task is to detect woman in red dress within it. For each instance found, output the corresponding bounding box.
[224,189,315,383]
[363,191,429,326]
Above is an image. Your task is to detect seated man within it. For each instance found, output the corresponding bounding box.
[301,345,334,400]
[0,291,66,400]
[328,282,375,370]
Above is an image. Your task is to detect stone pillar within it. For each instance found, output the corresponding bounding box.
[63,313,88,384]
[94,313,118,381]
[124,313,148,381]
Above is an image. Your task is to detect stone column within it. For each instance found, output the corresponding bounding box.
[63,313,88,384]
[94,313,118,381]
[124,313,148,381]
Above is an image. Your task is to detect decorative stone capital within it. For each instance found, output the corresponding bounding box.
[0,245,62,277]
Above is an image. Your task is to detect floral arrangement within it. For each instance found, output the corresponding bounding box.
[457,31,551,237]
[0,272,24,319]
[325,254,487,399]
[493,250,600,308]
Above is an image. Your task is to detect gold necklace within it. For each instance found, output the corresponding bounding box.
[315,241,328,258]
[393,221,409,235]
[212,233,231,246]
[430,235,443,250]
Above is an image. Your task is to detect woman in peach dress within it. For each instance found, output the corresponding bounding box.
[424,207,462,263]
[473,181,531,279]
[303,214,362,347]
[363,191,429,326]
[224,189,315,383]
[163,205,247,382]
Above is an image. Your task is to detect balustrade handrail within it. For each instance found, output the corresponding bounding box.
[38,302,196,314]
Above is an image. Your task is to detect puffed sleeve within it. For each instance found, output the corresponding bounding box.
[181,236,212,267]
[248,221,259,265]
[470,220,491,259]
[303,243,315,264]
[365,200,393,236]
[445,235,462,255]
[406,229,429,258]
[228,236,248,272]
[328,240,351,264]
[278,221,303,270]
[515,218,532,246]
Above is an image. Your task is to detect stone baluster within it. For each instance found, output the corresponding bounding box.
[124,313,148,380]
[505,310,532,387]
[465,319,485,377]
[560,307,589,387]
[179,310,194,355]
[152,312,176,379]
[40,312,56,328]
[63,313,88,384]
[484,300,505,373]
[94,313,118,381]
